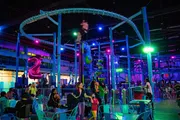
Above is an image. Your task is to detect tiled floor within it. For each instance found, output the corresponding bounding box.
[154,100,180,120]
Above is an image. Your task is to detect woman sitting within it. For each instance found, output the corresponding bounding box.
[48,88,60,111]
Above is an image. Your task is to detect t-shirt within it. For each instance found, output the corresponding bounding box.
[29,87,37,95]
[0,97,9,113]
[145,82,152,94]
[74,89,85,102]
[91,98,99,111]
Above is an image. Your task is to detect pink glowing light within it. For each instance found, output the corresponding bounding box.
[77,53,80,56]
[171,56,175,59]
[106,49,110,53]
[138,59,141,62]
[35,40,39,43]
[112,40,114,43]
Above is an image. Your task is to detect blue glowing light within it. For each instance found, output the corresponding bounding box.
[60,48,64,51]
[92,43,96,46]
[98,26,102,31]
[121,47,125,51]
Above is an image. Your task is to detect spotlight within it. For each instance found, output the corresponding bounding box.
[35,40,39,43]
[60,48,64,51]
[121,47,125,51]
[77,53,80,56]
[92,43,96,46]
[73,32,78,36]
[106,49,110,53]
[115,61,118,64]
[171,56,175,59]
[116,68,123,72]
[98,27,102,30]
[143,46,154,53]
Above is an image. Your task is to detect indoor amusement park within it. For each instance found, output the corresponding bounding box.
[0,0,180,120]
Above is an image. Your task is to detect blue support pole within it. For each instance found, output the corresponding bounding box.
[142,7,154,99]
[157,53,161,81]
[74,43,78,83]
[57,14,62,94]
[100,40,125,46]
[98,43,101,59]
[125,35,132,101]
[16,33,20,83]
[24,46,28,78]
[26,34,54,36]
[112,11,142,30]
[129,42,143,48]
[40,10,59,25]
[82,43,85,84]
[140,54,144,84]
[53,33,57,86]
[109,28,116,89]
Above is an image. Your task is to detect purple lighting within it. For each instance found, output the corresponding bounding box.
[106,49,110,53]
[171,56,175,59]
[77,53,80,56]
[138,59,141,62]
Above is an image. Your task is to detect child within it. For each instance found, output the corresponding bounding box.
[90,93,99,120]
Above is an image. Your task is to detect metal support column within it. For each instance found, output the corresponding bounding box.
[98,43,101,59]
[24,46,28,78]
[142,7,154,98]
[53,33,57,86]
[109,28,116,89]
[157,53,161,81]
[57,14,62,94]
[140,54,144,84]
[125,35,132,101]
[74,43,78,83]
[16,33,20,83]
[82,43,85,84]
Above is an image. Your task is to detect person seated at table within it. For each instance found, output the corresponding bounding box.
[15,93,32,119]
[8,97,17,108]
[144,78,154,109]
[6,88,14,99]
[48,88,61,111]
[0,91,9,115]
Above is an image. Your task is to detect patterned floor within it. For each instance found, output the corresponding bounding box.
[154,99,180,120]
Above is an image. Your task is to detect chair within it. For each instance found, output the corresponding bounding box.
[9,99,17,108]
[0,113,18,120]
[67,106,78,120]
[0,103,3,115]
[103,113,119,120]
[16,104,31,119]
[136,110,152,120]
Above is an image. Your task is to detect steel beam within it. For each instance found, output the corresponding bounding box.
[57,14,62,94]
[40,10,58,25]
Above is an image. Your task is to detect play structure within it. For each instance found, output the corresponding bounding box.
[16,7,159,102]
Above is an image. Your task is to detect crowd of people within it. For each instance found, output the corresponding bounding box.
[0,79,180,119]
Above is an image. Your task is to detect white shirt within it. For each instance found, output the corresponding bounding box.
[145,82,152,94]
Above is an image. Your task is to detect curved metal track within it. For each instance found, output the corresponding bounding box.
[20,8,144,45]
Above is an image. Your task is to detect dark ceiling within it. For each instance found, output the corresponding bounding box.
[0,0,180,60]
